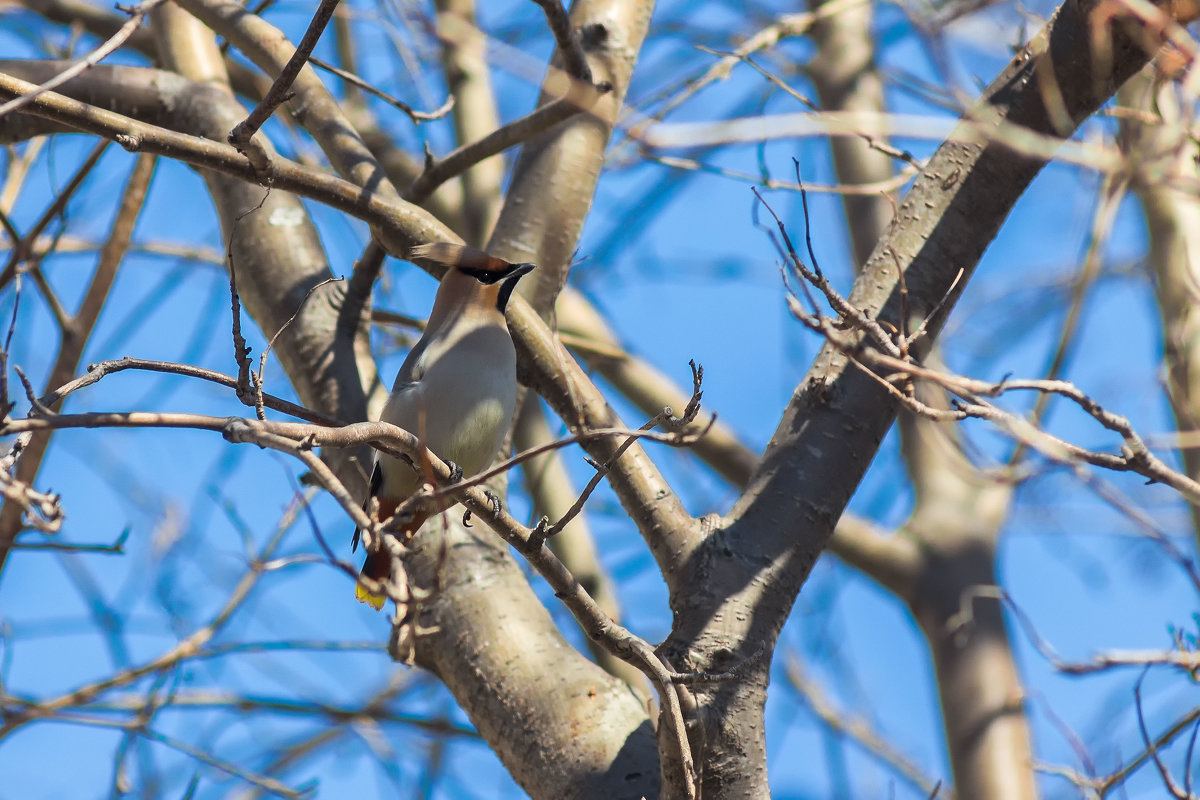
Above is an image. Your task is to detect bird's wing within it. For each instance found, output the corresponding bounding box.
[352,364,423,551]
[351,460,384,552]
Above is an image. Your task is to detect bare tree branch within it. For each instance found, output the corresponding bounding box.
[0,0,168,119]
[0,152,155,565]
[659,0,1189,795]
[1120,67,1200,553]
[227,0,341,158]
[430,0,502,245]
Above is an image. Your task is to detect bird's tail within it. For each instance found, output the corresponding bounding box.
[354,505,429,611]
[356,550,390,611]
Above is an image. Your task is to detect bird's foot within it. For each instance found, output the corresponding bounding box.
[483,490,503,519]
[445,459,464,483]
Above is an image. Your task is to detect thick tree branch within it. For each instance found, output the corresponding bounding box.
[172,0,404,208]
[492,0,700,596]
[1120,68,1200,553]
[430,0,502,245]
[0,65,451,246]
[226,0,341,155]
[660,0,1186,796]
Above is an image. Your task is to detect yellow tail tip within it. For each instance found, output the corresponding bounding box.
[355,582,386,611]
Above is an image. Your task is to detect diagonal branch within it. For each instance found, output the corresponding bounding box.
[173,0,403,209]
[0,0,167,119]
[430,0,501,245]
[531,0,593,84]
[227,0,341,156]
[406,92,607,206]
[660,0,1196,796]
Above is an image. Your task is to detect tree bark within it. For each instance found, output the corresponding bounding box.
[1121,69,1200,553]
[808,2,1038,792]
[659,0,1173,795]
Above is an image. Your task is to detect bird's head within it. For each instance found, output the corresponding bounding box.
[411,243,536,312]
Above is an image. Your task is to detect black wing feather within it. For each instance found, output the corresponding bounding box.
[351,460,384,552]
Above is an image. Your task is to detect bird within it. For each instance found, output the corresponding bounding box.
[354,242,535,610]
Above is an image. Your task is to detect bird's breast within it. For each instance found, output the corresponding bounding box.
[379,323,518,490]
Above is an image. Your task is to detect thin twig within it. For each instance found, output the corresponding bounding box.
[527,360,706,548]
[406,91,609,204]
[308,56,454,124]
[225,202,268,413]
[754,186,903,357]
[0,271,21,418]
[1134,671,1197,799]
[1,139,110,291]
[6,526,129,553]
[1185,716,1200,797]
[227,0,342,163]
[0,0,169,120]
[977,585,1200,677]
[40,357,341,426]
[529,409,669,550]
[1,412,710,490]
[866,351,1200,514]
[255,277,343,419]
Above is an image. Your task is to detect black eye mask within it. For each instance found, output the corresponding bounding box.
[458,262,535,285]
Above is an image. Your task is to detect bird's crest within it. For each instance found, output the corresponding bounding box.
[411,243,509,274]
[411,243,535,290]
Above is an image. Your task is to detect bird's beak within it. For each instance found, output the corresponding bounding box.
[506,262,536,280]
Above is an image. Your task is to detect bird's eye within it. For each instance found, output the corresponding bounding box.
[458,266,505,285]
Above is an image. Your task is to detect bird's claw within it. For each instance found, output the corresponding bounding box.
[445,459,464,483]
[484,490,503,519]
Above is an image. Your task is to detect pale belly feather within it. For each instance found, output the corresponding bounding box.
[376,324,517,500]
